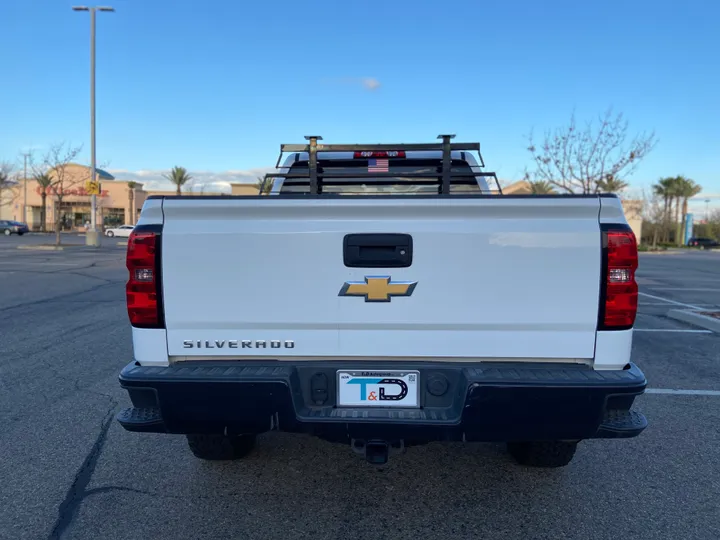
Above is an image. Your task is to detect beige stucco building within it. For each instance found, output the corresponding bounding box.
[5,165,145,231]
[3,164,261,231]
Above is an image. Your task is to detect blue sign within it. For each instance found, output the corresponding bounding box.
[684,213,694,245]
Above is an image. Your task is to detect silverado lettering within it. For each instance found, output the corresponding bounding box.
[182,340,295,349]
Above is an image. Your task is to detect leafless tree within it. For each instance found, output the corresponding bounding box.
[640,188,667,249]
[524,109,657,194]
[34,142,85,246]
[0,161,21,211]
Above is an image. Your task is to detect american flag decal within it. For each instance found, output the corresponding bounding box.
[368,158,389,173]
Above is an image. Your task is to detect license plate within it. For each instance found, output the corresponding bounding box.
[337,370,420,407]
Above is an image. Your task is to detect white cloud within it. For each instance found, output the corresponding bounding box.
[323,77,381,92]
[106,167,274,193]
[361,77,381,91]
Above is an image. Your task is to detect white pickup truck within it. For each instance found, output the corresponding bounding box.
[117,135,647,467]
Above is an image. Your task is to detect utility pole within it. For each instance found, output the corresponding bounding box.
[73,5,114,246]
[22,152,30,224]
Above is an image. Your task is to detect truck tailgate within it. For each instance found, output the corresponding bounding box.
[160,197,602,360]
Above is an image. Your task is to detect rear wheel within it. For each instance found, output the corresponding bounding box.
[507,440,578,468]
[186,434,256,460]
[3,229,10,236]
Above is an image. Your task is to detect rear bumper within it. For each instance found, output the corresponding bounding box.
[117,361,647,443]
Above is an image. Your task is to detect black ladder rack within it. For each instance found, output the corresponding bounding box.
[266,134,502,196]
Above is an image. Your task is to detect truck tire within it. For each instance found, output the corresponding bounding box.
[507,441,578,468]
[186,434,256,460]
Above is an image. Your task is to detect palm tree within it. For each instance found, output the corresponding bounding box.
[676,177,702,245]
[163,166,192,195]
[654,177,681,242]
[672,177,684,240]
[34,173,53,232]
[255,176,274,195]
[127,181,138,224]
[595,176,628,194]
[652,178,671,221]
[528,180,555,194]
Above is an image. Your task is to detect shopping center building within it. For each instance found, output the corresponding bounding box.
[1,164,259,231]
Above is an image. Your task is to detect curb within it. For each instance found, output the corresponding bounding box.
[17,245,64,251]
[667,309,720,333]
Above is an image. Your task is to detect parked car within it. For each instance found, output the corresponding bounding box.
[688,237,720,249]
[105,224,135,238]
[1,220,29,236]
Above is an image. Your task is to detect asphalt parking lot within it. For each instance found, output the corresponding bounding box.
[1,236,719,540]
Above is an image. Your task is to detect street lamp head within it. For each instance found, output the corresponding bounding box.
[72,5,115,11]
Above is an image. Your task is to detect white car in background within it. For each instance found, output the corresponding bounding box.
[105,225,135,238]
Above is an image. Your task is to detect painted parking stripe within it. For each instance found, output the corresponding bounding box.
[638,302,718,306]
[646,389,720,396]
[0,261,80,266]
[638,276,720,282]
[638,292,703,310]
[650,287,720,292]
[635,329,713,334]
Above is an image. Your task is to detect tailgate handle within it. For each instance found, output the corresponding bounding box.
[343,233,413,268]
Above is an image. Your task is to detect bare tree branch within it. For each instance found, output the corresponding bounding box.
[525,109,657,194]
[0,161,21,209]
[640,188,668,249]
[40,142,84,245]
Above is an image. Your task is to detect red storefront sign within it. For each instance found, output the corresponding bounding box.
[36,185,109,197]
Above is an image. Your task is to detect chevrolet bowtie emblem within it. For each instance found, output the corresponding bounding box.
[338,276,418,303]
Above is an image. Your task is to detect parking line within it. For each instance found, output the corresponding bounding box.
[650,287,720,291]
[634,329,713,333]
[640,302,688,306]
[639,302,718,307]
[638,292,703,310]
[640,302,717,306]
[646,389,720,396]
[0,261,80,266]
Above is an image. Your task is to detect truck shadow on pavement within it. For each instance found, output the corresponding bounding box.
[70,422,690,540]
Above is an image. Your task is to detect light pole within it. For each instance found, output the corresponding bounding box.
[705,199,711,225]
[73,5,114,246]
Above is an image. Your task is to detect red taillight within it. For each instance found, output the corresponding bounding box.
[602,230,638,329]
[353,151,406,158]
[126,230,161,327]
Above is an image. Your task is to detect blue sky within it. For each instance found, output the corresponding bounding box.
[1,0,719,209]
